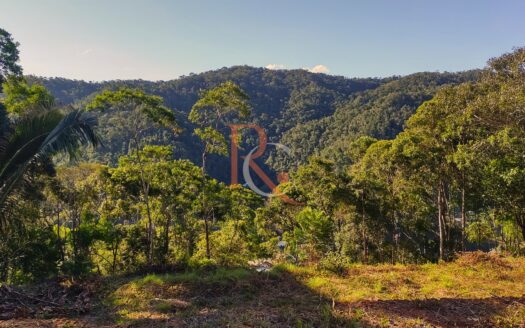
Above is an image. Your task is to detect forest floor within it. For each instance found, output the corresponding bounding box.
[1,252,525,327]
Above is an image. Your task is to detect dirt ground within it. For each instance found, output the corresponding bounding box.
[1,253,525,327]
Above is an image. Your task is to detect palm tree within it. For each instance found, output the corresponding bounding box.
[0,108,99,227]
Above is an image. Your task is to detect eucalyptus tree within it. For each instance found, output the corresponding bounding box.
[87,88,179,265]
[86,88,179,155]
[151,154,203,263]
[352,140,399,262]
[468,48,525,242]
[109,145,171,266]
[0,28,22,86]
[188,81,251,173]
[188,81,251,258]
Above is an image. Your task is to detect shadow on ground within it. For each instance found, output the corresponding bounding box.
[337,296,525,327]
[1,269,524,327]
[100,269,361,327]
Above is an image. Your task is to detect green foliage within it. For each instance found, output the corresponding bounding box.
[3,34,525,284]
[1,77,54,115]
[85,87,179,160]
[189,80,251,125]
[31,67,391,180]
[187,257,218,270]
[0,107,99,229]
[5,225,61,283]
[192,219,254,267]
[194,126,228,156]
[11,142,265,279]
[0,28,22,85]
[86,88,178,130]
[317,251,351,275]
[255,48,525,264]
[275,71,480,167]
[62,210,106,276]
[189,81,251,168]
[466,215,495,245]
[292,207,334,256]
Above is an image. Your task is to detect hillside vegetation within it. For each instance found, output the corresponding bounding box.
[28,68,478,179]
[1,26,525,327]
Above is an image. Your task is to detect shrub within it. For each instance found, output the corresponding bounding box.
[318,251,351,275]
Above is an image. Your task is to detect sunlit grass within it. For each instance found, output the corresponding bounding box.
[105,254,525,326]
[109,268,253,322]
[276,255,525,303]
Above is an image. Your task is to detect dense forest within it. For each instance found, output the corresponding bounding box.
[1,25,525,296]
[28,67,479,181]
[0,23,525,326]
[2,20,525,325]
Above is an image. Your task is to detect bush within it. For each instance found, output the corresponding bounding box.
[455,251,512,269]
[317,251,351,275]
[188,257,218,271]
[191,220,255,267]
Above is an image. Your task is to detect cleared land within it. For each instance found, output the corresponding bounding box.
[1,252,525,327]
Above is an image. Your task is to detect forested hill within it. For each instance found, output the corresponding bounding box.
[27,66,479,179]
[274,70,481,167]
[28,66,383,135]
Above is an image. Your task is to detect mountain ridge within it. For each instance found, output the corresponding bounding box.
[27,66,481,180]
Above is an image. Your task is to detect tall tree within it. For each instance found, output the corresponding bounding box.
[188,81,251,258]
[86,88,179,155]
[0,28,22,87]
[470,48,525,240]
[87,88,179,265]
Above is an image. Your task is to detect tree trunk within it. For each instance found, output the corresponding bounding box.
[517,215,525,242]
[0,257,8,282]
[201,149,210,259]
[443,182,450,242]
[144,191,154,266]
[132,132,155,267]
[437,182,445,261]
[461,185,466,252]
[204,216,211,259]
[145,207,153,265]
[361,191,368,264]
[393,211,399,264]
[136,145,153,267]
[201,151,207,175]
[112,244,118,275]
[162,210,172,264]
[187,230,195,258]
[57,207,65,263]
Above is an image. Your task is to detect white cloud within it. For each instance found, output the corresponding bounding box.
[265,64,286,70]
[306,64,330,74]
[266,63,330,74]
[74,47,94,57]
[80,48,93,56]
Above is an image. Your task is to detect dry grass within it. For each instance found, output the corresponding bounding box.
[104,267,344,327]
[284,252,525,303]
[1,253,525,327]
[277,252,525,327]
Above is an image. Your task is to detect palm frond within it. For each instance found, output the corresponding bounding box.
[0,109,99,228]
[35,109,100,161]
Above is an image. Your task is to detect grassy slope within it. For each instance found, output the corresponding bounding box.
[1,253,525,327]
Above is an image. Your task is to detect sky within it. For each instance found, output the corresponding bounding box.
[1,0,524,81]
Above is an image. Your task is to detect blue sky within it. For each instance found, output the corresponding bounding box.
[1,0,524,81]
